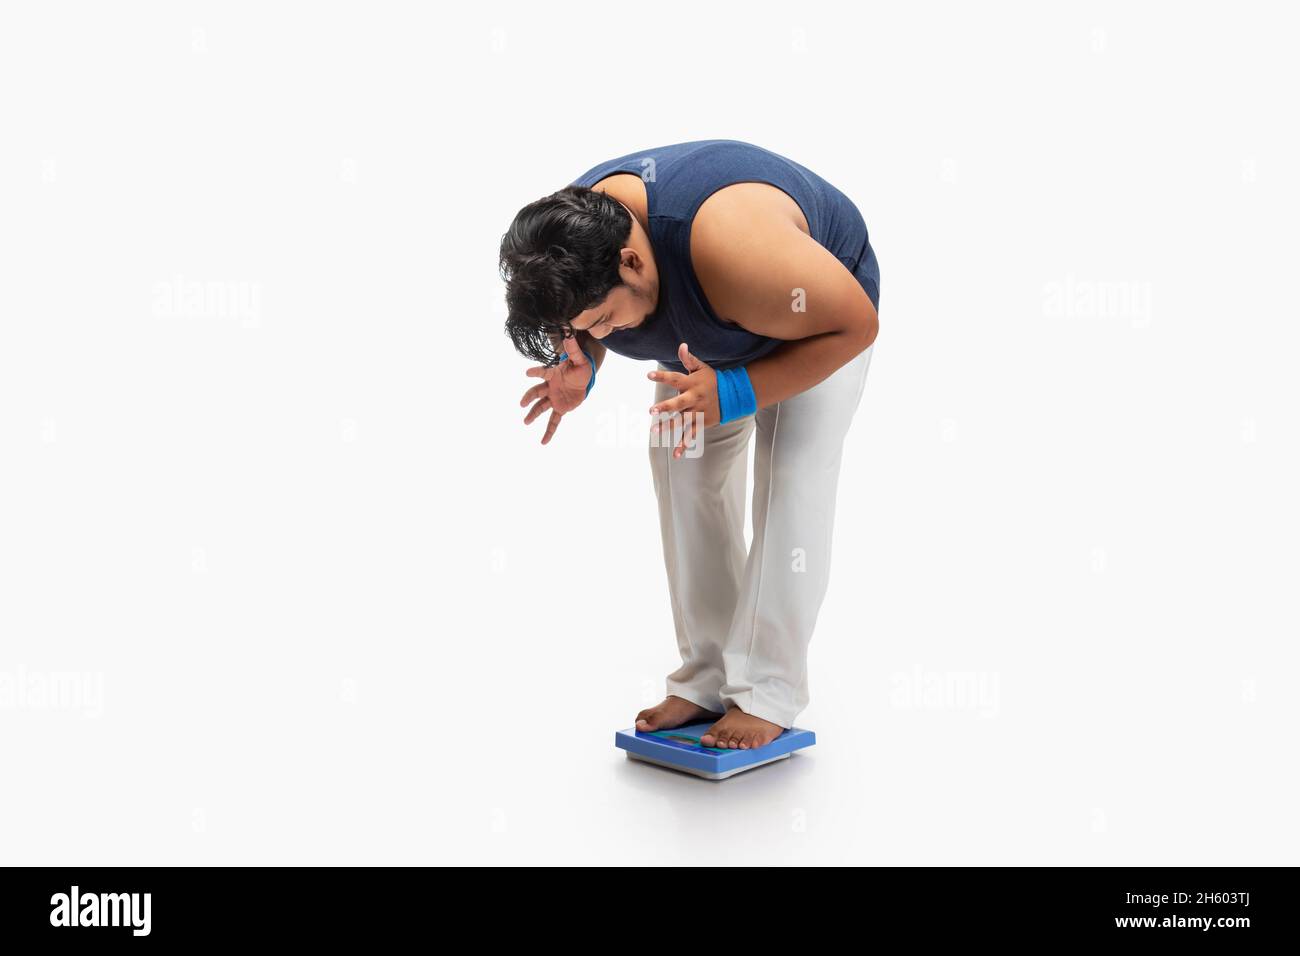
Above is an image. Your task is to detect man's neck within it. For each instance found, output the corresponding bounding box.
[592,174,649,234]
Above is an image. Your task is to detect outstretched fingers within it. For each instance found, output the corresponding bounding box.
[524,396,552,425]
[646,368,688,390]
[678,342,704,372]
[540,409,563,444]
[524,363,553,380]
[520,382,548,408]
[673,414,699,459]
[650,392,694,416]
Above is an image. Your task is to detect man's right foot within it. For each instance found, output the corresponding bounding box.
[635,695,721,733]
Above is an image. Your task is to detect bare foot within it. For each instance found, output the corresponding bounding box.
[700,708,784,750]
[635,695,721,733]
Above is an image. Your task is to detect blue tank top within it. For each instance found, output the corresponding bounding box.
[570,139,879,373]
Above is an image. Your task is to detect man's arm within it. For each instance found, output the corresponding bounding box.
[692,198,877,409]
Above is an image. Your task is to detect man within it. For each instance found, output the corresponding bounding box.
[500,140,879,750]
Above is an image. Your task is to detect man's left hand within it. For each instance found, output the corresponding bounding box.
[647,343,720,459]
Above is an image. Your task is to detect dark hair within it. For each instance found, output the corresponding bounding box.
[499,185,632,365]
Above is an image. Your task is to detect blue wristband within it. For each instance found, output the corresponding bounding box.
[559,348,596,396]
[716,365,757,423]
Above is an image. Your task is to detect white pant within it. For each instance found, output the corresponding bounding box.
[649,345,873,729]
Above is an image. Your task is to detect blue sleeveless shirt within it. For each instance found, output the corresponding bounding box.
[570,139,879,373]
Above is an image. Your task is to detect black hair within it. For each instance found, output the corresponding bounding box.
[499,185,632,365]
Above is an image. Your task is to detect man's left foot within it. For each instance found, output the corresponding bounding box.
[700,708,784,750]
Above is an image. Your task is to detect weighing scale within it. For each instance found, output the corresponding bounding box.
[614,722,816,779]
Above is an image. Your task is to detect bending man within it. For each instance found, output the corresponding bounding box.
[500,140,880,750]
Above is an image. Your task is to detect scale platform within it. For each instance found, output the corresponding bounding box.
[615,722,815,780]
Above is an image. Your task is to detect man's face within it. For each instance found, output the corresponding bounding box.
[568,248,657,340]
[569,284,649,339]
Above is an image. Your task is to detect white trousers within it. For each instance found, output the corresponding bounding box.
[649,345,873,729]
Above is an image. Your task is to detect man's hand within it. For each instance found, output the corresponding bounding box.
[519,335,593,444]
[647,343,720,459]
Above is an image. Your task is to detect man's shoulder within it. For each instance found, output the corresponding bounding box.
[692,181,809,236]
[688,184,811,326]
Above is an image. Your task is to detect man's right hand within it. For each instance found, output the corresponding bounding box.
[519,335,594,444]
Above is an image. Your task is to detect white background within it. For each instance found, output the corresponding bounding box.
[1,1,1296,865]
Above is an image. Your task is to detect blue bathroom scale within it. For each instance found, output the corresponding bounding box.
[614,722,816,779]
